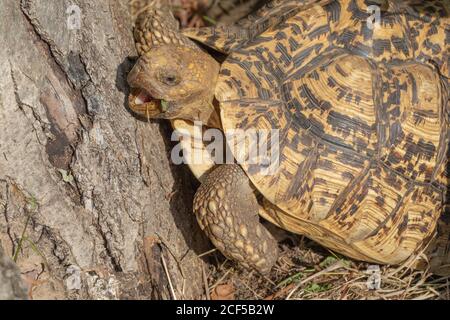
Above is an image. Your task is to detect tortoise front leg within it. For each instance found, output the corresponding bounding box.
[193,164,278,274]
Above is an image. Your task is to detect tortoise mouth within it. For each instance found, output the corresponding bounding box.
[128,88,164,119]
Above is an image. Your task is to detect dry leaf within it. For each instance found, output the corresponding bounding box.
[211,283,235,300]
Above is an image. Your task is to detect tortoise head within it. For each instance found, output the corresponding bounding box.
[128,44,220,124]
[127,5,222,127]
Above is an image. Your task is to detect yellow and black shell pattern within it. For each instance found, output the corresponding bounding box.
[196,0,450,274]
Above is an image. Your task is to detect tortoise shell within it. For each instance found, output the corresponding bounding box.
[188,0,450,273]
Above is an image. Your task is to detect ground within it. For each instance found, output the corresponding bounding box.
[202,234,450,300]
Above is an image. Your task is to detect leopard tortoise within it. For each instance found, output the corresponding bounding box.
[127,0,450,275]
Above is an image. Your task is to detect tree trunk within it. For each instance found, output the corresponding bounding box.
[0,245,28,300]
[0,0,208,300]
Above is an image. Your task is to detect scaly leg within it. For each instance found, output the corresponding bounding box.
[193,164,278,273]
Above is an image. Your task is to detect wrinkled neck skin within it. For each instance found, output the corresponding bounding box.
[169,100,222,130]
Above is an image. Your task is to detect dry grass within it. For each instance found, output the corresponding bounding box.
[203,236,450,300]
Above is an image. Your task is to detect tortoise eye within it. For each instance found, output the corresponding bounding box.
[161,73,180,86]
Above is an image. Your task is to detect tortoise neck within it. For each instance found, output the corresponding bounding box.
[184,97,222,129]
[190,62,222,129]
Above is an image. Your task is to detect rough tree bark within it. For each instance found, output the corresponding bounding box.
[0,0,209,299]
[0,245,27,300]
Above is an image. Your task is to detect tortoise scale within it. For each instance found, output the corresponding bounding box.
[127,0,450,275]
